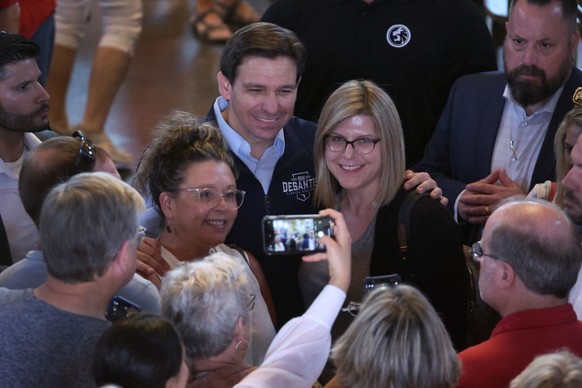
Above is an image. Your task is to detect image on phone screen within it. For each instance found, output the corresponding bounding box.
[262,215,333,255]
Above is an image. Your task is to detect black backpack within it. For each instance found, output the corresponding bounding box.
[397,191,500,347]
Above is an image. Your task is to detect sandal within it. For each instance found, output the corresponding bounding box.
[212,0,260,27]
[191,8,232,44]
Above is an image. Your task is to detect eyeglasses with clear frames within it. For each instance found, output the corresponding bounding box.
[470,240,500,262]
[324,135,382,155]
[135,226,147,245]
[179,188,246,209]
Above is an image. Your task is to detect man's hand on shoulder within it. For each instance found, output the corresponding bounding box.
[404,170,448,207]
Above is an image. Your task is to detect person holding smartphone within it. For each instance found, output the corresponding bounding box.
[304,80,469,353]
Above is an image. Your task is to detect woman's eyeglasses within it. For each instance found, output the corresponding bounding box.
[178,188,246,209]
[72,130,96,172]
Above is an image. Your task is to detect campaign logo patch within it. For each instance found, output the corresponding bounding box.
[282,171,316,202]
[386,24,411,48]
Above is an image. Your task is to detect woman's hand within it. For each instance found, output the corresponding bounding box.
[303,209,352,292]
[136,237,169,289]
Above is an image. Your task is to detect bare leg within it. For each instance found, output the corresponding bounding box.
[46,44,77,134]
[78,46,133,165]
[79,46,129,134]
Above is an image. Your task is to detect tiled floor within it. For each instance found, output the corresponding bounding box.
[64,0,270,168]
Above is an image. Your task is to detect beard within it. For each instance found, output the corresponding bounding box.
[564,189,582,225]
[0,101,49,133]
[505,58,572,107]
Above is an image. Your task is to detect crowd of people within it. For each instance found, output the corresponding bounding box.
[2,0,582,387]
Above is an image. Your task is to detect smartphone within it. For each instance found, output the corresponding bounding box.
[262,214,334,255]
[363,274,401,293]
[106,295,142,322]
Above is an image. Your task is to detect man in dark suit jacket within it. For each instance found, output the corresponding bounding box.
[415,0,582,243]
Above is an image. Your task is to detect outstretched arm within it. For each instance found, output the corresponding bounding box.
[235,209,351,388]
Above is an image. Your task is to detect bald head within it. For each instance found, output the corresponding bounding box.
[484,199,582,298]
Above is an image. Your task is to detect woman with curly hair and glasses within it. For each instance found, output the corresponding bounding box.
[133,111,276,367]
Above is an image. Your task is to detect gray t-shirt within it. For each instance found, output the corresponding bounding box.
[0,288,110,387]
[0,250,161,313]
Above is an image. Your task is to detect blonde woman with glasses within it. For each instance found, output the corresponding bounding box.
[301,80,469,351]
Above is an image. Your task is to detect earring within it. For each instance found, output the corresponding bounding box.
[235,339,249,353]
[166,224,172,233]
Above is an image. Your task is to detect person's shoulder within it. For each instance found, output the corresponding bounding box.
[284,116,317,131]
[0,252,47,288]
[458,337,496,363]
[570,66,582,82]
[455,71,505,89]
[282,116,317,147]
[0,287,30,304]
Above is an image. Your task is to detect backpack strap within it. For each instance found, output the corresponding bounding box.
[397,191,429,260]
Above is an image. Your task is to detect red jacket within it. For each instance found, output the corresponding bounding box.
[458,304,582,388]
[0,0,56,37]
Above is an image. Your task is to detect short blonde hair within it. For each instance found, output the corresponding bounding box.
[314,80,405,209]
[510,350,582,388]
[331,285,460,388]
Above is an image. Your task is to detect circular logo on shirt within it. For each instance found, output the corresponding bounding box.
[386,24,411,48]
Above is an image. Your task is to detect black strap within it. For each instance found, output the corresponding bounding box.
[0,213,13,266]
[396,191,429,260]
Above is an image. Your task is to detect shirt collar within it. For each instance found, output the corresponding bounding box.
[503,83,564,116]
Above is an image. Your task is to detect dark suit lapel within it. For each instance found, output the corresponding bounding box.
[476,75,507,178]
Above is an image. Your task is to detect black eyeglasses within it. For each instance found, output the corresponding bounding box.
[470,241,500,263]
[324,135,382,155]
[72,130,96,171]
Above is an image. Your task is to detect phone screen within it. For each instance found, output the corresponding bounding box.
[106,295,141,322]
[262,214,334,255]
